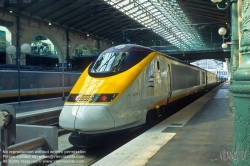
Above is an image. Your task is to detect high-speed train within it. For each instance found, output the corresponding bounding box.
[59,44,217,146]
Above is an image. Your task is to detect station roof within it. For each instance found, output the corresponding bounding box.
[0,0,230,54]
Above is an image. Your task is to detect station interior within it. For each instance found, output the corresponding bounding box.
[0,0,248,166]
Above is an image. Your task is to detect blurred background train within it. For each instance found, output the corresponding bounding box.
[0,65,81,103]
[59,44,221,147]
[215,70,230,83]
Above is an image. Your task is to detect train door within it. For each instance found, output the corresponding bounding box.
[154,57,162,96]
[201,71,205,85]
[200,71,202,85]
[143,57,163,107]
[158,58,171,105]
[127,78,141,123]
[144,60,155,108]
[146,60,155,96]
[206,72,208,87]
[128,79,140,108]
[166,64,172,102]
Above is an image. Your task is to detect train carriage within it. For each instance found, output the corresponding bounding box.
[0,70,80,102]
[59,44,217,146]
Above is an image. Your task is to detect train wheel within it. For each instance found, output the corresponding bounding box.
[165,104,172,116]
[192,92,199,100]
[145,110,155,127]
[159,106,167,118]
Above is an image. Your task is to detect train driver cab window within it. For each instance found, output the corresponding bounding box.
[91,52,128,73]
[89,48,151,77]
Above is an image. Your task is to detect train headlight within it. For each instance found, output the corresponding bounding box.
[90,94,118,102]
[66,94,81,102]
[66,93,118,103]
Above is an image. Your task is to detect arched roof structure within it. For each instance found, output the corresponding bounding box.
[0,0,230,59]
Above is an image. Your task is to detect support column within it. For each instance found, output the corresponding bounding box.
[16,15,20,66]
[230,0,250,165]
[66,30,69,70]
[229,0,239,113]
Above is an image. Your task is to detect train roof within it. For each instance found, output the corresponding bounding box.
[106,44,214,74]
[104,44,152,52]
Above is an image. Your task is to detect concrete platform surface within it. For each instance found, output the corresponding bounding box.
[1,97,64,114]
[93,83,234,166]
[11,97,64,113]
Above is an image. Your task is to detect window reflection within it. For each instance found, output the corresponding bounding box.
[92,52,128,73]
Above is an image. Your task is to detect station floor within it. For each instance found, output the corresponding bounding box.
[93,83,234,166]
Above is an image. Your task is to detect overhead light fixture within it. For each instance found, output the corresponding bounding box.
[211,0,222,3]
[218,27,227,36]
[10,11,13,13]
[218,27,230,49]
[222,43,228,49]
[87,34,89,37]
[48,22,51,26]
[6,43,31,106]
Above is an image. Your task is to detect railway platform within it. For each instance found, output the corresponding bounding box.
[8,98,64,114]
[93,83,234,166]
[2,98,64,125]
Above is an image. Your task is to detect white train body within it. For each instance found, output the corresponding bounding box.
[59,44,217,135]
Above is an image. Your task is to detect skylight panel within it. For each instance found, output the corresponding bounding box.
[118,0,129,6]
[126,6,138,12]
[142,18,152,23]
[104,0,205,51]
[140,16,149,22]
[139,13,146,18]
[130,12,142,19]
[121,3,134,11]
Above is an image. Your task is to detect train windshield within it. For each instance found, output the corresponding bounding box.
[88,49,150,77]
[91,52,128,73]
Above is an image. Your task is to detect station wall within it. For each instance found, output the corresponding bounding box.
[0,11,112,66]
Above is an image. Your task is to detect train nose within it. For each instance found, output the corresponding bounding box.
[59,105,115,131]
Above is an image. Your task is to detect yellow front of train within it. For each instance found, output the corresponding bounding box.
[59,44,154,134]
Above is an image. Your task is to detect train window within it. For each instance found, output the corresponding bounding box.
[89,49,151,77]
[91,52,128,73]
[157,61,160,71]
